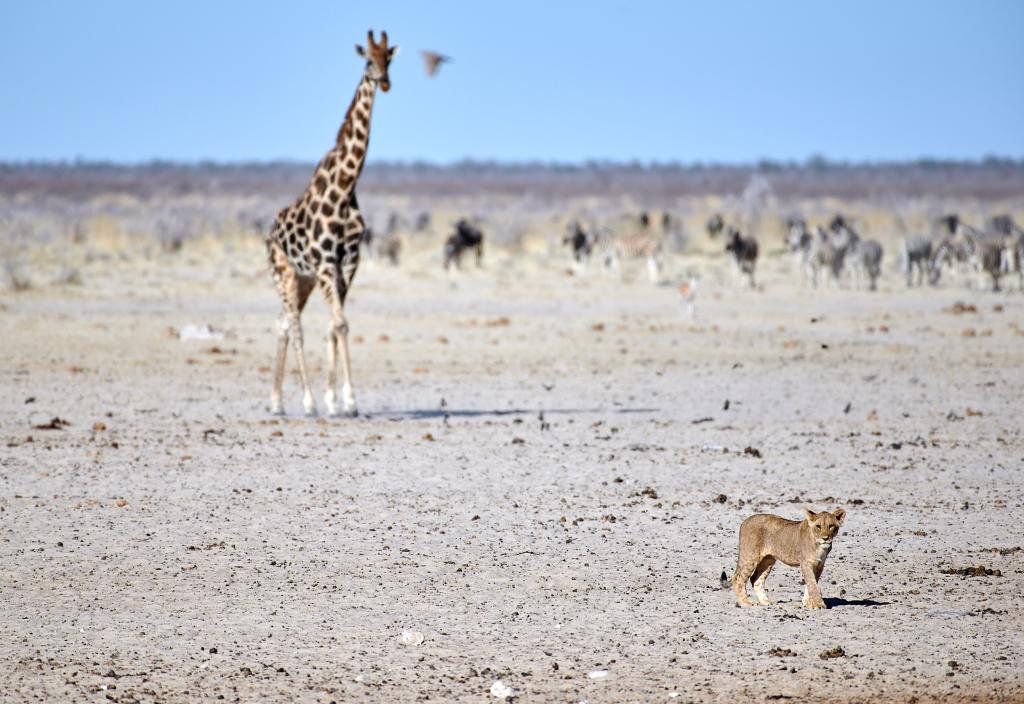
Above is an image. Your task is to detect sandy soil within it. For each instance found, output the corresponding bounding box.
[1,238,1023,703]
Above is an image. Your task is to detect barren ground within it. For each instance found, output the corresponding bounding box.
[2,237,1023,703]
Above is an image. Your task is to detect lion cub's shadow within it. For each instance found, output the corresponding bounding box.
[823,596,889,608]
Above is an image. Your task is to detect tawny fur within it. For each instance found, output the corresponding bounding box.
[731,508,846,610]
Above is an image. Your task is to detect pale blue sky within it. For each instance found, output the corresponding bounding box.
[2,1,1022,164]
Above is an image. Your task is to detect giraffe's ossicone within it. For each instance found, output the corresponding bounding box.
[265,30,398,417]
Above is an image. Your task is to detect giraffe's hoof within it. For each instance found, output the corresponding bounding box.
[324,391,340,417]
[342,385,357,417]
[270,399,285,416]
[303,394,317,416]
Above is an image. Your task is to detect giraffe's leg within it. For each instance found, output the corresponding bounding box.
[268,245,315,415]
[289,275,317,416]
[321,272,355,417]
[320,208,362,417]
[270,309,289,415]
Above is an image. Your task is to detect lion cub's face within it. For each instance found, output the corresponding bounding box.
[805,508,846,547]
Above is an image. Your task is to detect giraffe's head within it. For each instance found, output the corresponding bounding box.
[356,30,399,92]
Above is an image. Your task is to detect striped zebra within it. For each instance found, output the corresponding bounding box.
[786,218,815,285]
[806,225,846,288]
[901,236,936,287]
[830,216,883,291]
[603,230,664,283]
[940,214,1009,290]
[991,214,1024,290]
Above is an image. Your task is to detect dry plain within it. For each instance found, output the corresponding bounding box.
[1,190,1023,703]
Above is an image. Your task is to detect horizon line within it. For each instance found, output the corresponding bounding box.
[4,155,1024,171]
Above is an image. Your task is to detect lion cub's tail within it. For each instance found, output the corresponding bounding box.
[719,570,731,590]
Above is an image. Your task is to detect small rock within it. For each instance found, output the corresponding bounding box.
[490,679,515,698]
[399,630,424,646]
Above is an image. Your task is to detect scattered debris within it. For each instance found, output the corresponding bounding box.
[819,647,845,660]
[947,302,977,315]
[965,407,983,417]
[691,417,714,425]
[942,565,1002,577]
[177,323,223,341]
[843,402,852,414]
[946,410,964,422]
[634,486,659,500]
[743,446,761,458]
[33,417,70,430]
[588,670,609,679]
[768,647,798,657]
[713,494,727,504]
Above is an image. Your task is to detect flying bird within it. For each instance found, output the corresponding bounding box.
[420,50,451,77]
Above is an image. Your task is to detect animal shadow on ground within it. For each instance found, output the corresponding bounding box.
[376,406,660,420]
[824,596,890,608]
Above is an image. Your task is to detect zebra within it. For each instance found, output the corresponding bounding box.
[724,226,759,288]
[786,218,814,285]
[902,236,935,287]
[603,230,663,283]
[806,225,846,288]
[932,233,1004,291]
[990,214,1024,290]
[443,218,484,270]
[940,214,1009,289]
[360,213,402,265]
[830,216,883,291]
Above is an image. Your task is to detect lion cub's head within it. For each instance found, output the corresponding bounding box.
[805,508,846,547]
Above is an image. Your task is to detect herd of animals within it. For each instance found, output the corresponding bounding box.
[357,207,1024,298]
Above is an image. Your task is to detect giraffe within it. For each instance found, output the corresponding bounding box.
[265,30,398,417]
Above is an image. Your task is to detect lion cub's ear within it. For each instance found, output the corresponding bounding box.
[804,509,817,523]
[832,507,846,525]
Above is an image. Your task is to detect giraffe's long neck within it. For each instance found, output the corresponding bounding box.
[335,74,377,179]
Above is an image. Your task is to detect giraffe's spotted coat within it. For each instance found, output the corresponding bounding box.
[264,30,397,416]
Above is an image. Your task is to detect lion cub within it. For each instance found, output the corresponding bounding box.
[731,508,846,609]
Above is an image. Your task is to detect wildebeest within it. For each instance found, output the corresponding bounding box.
[725,226,759,288]
[563,220,595,267]
[706,213,725,239]
[444,218,484,270]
